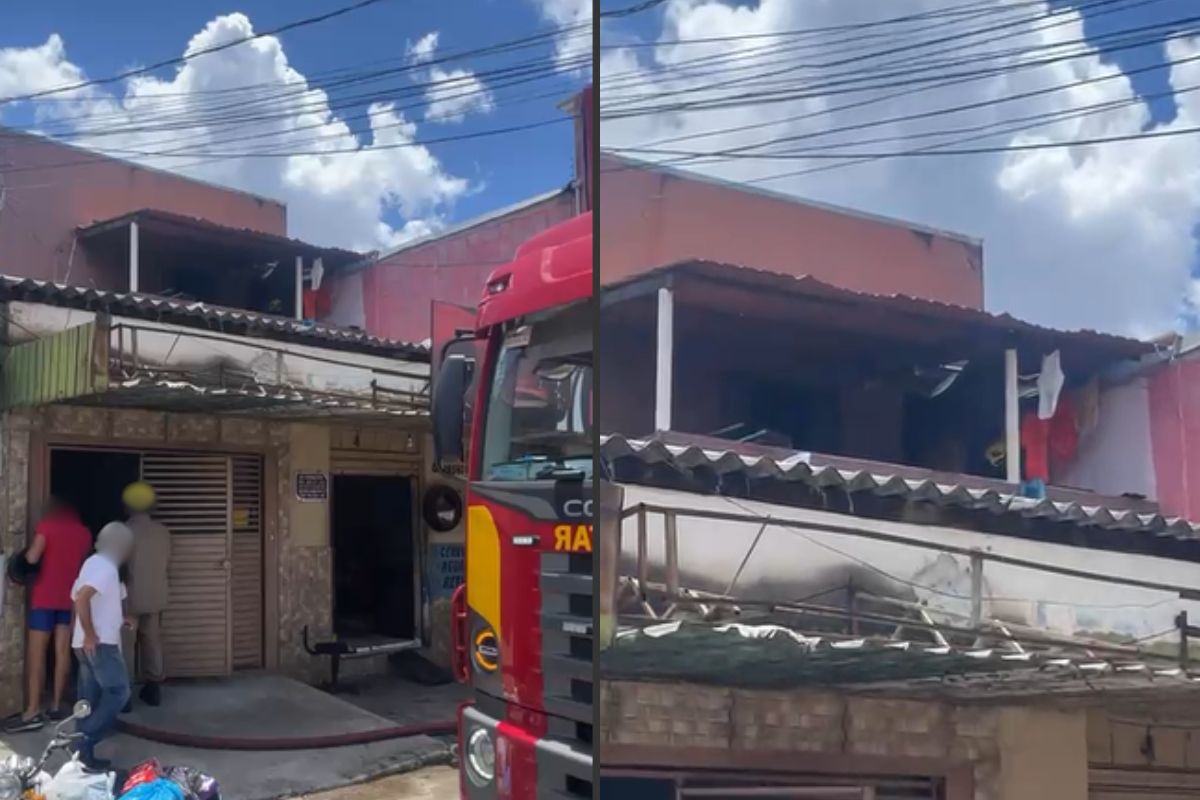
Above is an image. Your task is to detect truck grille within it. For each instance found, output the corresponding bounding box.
[540,550,593,797]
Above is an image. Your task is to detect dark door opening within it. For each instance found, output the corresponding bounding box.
[50,449,141,539]
[332,475,415,642]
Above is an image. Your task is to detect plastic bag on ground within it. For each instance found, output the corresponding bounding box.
[120,759,163,795]
[43,759,115,800]
[163,766,220,800]
[118,779,185,800]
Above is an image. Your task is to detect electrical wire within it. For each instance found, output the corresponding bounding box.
[599,0,1161,112]
[601,4,1195,120]
[0,0,397,106]
[602,40,1200,169]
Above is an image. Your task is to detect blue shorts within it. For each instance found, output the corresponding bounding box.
[29,609,72,632]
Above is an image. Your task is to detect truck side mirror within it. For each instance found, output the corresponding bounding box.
[433,354,474,465]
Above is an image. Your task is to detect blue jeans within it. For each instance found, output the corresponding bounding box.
[74,645,130,757]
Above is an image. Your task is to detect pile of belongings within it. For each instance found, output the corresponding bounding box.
[116,761,219,800]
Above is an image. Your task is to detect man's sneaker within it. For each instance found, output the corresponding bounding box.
[46,708,68,722]
[80,755,113,773]
[140,682,162,707]
[4,713,45,733]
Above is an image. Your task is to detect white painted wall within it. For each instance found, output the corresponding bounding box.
[7,302,428,401]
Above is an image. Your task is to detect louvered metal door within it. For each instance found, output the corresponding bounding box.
[230,455,264,669]
[1090,769,1200,799]
[142,453,233,678]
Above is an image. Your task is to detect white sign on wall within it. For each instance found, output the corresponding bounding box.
[295,472,329,503]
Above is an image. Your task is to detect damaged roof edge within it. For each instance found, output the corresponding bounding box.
[609,260,1153,361]
[0,277,431,361]
[600,434,1200,540]
[75,208,365,265]
[599,151,984,249]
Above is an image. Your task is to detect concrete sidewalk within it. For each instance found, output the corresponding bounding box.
[0,674,453,800]
[296,766,458,799]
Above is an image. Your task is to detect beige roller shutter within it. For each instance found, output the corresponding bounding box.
[1091,769,1200,799]
[143,452,232,678]
[330,449,420,476]
[230,454,264,670]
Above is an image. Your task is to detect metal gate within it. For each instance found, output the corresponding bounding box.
[142,451,263,678]
[231,454,264,670]
[1091,769,1200,799]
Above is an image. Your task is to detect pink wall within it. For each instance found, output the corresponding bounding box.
[1149,357,1200,520]
[0,132,286,288]
[328,189,577,343]
[598,155,985,308]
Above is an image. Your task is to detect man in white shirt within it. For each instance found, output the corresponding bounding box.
[72,521,134,770]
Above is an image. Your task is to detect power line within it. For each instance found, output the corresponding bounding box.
[14,26,590,139]
[602,124,1200,164]
[605,40,1200,168]
[741,80,1200,184]
[0,0,396,106]
[600,0,1180,117]
[0,116,571,178]
[601,13,1200,124]
[599,0,666,18]
[597,0,1053,49]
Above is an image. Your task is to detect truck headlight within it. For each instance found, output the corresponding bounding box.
[465,727,495,787]
[0,769,22,800]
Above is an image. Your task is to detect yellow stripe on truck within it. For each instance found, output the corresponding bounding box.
[467,504,501,636]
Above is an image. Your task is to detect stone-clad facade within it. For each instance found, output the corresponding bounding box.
[0,405,428,716]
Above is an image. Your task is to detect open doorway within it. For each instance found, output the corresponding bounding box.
[49,448,141,538]
[331,475,416,643]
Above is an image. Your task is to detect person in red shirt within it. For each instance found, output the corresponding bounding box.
[5,497,93,732]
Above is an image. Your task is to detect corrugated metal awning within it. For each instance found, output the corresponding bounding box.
[0,277,428,360]
[601,435,1200,540]
[603,621,1199,701]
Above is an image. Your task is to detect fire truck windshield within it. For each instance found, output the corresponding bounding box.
[480,302,592,482]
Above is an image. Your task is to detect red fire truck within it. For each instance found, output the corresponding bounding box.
[432,212,593,799]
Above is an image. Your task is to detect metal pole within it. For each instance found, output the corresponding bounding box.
[655,286,674,432]
[637,505,649,601]
[969,551,984,629]
[1005,348,1021,484]
[129,220,139,293]
[295,255,304,321]
[664,511,679,598]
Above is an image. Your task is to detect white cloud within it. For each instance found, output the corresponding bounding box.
[427,66,495,123]
[0,34,86,101]
[0,14,472,251]
[404,30,495,124]
[532,0,593,72]
[600,0,1200,336]
[407,32,440,65]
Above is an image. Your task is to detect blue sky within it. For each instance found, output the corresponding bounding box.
[0,0,588,240]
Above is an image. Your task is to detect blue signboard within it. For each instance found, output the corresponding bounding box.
[428,543,465,599]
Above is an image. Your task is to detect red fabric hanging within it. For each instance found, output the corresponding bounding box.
[1020,394,1078,482]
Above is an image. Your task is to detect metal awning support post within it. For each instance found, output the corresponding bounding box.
[295,255,304,321]
[129,220,140,293]
[655,284,673,432]
[1004,348,1021,484]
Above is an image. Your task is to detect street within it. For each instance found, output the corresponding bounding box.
[298,766,458,800]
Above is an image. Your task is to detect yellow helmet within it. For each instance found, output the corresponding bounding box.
[123,481,156,512]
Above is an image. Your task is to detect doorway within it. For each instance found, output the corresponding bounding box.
[45,446,265,677]
[331,475,416,642]
[49,449,141,538]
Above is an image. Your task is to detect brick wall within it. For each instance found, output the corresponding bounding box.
[601,680,1090,800]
